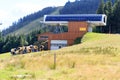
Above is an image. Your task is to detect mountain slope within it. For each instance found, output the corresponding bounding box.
[0,32,120,80]
[9,7,62,35]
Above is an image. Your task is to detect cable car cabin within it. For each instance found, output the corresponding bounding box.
[44,14,107,26]
[38,14,107,50]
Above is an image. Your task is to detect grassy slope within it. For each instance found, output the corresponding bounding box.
[9,7,61,35]
[0,32,120,80]
[58,32,120,55]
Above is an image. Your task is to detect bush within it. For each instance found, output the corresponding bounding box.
[74,37,82,44]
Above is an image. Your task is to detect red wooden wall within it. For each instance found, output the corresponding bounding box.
[38,21,88,49]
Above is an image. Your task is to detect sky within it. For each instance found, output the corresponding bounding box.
[0,0,75,31]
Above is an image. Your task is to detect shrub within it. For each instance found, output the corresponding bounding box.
[74,37,82,44]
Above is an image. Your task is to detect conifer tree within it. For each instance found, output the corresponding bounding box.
[0,31,2,42]
[96,0,105,33]
[112,0,120,33]
[0,31,4,53]
[103,0,113,33]
[19,35,28,46]
[97,0,104,14]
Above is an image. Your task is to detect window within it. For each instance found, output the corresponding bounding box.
[104,16,106,23]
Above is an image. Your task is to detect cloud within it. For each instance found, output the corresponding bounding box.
[0,2,44,30]
[14,3,43,14]
[0,10,17,30]
[0,2,45,30]
[0,10,8,19]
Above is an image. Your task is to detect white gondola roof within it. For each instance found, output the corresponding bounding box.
[43,14,107,26]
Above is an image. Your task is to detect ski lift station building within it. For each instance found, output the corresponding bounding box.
[38,14,107,50]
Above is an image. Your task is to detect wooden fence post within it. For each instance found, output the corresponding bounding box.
[54,53,56,69]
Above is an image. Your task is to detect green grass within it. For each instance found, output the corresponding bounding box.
[57,32,120,55]
[81,32,107,42]
[0,32,120,80]
[0,52,11,59]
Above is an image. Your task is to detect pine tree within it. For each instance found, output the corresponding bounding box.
[0,31,2,42]
[19,35,28,46]
[0,31,4,53]
[103,0,113,33]
[97,0,105,14]
[95,0,105,33]
[113,0,120,33]
[2,35,13,52]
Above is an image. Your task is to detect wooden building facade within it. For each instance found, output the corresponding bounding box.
[37,14,107,50]
[38,21,87,50]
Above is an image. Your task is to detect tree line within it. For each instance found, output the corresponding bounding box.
[96,0,120,33]
[59,0,100,14]
[0,30,40,53]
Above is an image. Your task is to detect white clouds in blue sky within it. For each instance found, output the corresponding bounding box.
[0,0,75,30]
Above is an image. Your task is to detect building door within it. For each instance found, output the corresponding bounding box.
[50,40,67,50]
